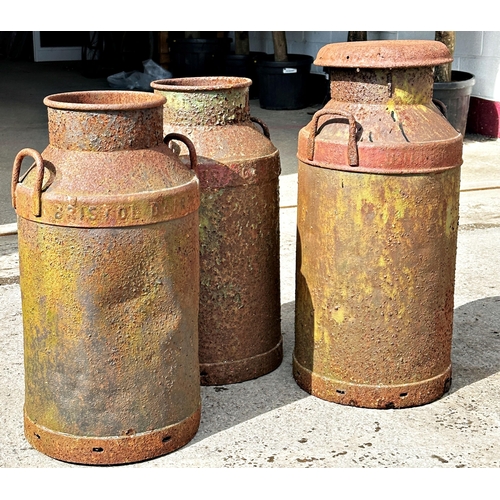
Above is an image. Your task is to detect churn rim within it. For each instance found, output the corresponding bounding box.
[150,77,252,92]
[314,40,453,69]
[43,90,166,111]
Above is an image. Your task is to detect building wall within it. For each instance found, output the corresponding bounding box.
[454,31,500,101]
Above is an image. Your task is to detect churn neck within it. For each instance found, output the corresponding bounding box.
[151,77,251,126]
[43,91,165,151]
[315,40,453,106]
[327,67,436,105]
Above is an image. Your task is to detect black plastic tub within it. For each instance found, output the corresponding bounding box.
[256,54,314,110]
[224,52,266,99]
[169,38,231,78]
[433,70,475,136]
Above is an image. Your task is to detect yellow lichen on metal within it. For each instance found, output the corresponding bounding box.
[153,77,282,386]
[294,41,461,409]
[295,160,460,405]
[14,90,202,465]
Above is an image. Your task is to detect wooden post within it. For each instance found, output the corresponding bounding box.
[272,31,288,62]
[158,32,169,70]
[235,31,250,55]
[347,31,367,42]
[435,31,455,83]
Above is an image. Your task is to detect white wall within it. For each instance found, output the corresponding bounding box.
[371,31,500,100]
[454,31,500,101]
[245,31,500,101]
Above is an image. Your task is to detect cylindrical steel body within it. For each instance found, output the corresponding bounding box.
[294,41,463,409]
[152,77,282,385]
[12,91,201,464]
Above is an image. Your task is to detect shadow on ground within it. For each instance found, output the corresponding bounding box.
[191,300,306,442]
[450,296,500,392]
[192,295,500,442]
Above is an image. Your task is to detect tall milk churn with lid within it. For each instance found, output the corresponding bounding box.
[152,77,282,385]
[12,90,201,464]
[293,41,463,409]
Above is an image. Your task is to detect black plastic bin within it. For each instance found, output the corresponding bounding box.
[169,38,231,77]
[433,70,475,136]
[257,54,314,110]
[224,52,266,99]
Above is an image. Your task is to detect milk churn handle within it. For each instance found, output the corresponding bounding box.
[432,98,448,119]
[12,148,45,217]
[307,109,359,167]
[250,117,271,139]
[164,133,198,176]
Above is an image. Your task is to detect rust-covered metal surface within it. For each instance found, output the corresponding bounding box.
[12,91,201,464]
[152,77,282,385]
[314,40,452,69]
[294,41,462,409]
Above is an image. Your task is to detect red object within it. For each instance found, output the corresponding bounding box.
[467,96,500,138]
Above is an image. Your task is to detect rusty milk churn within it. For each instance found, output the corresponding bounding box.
[293,41,463,409]
[151,77,282,385]
[12,90,201,464]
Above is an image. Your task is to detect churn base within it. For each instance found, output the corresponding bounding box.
[200,337,283,386]
[293,356,452,409]
[24,406,201,465]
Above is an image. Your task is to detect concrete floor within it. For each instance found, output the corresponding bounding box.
[1,58,500,468]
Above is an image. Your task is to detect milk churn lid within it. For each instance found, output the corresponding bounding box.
[314,40,452,69]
